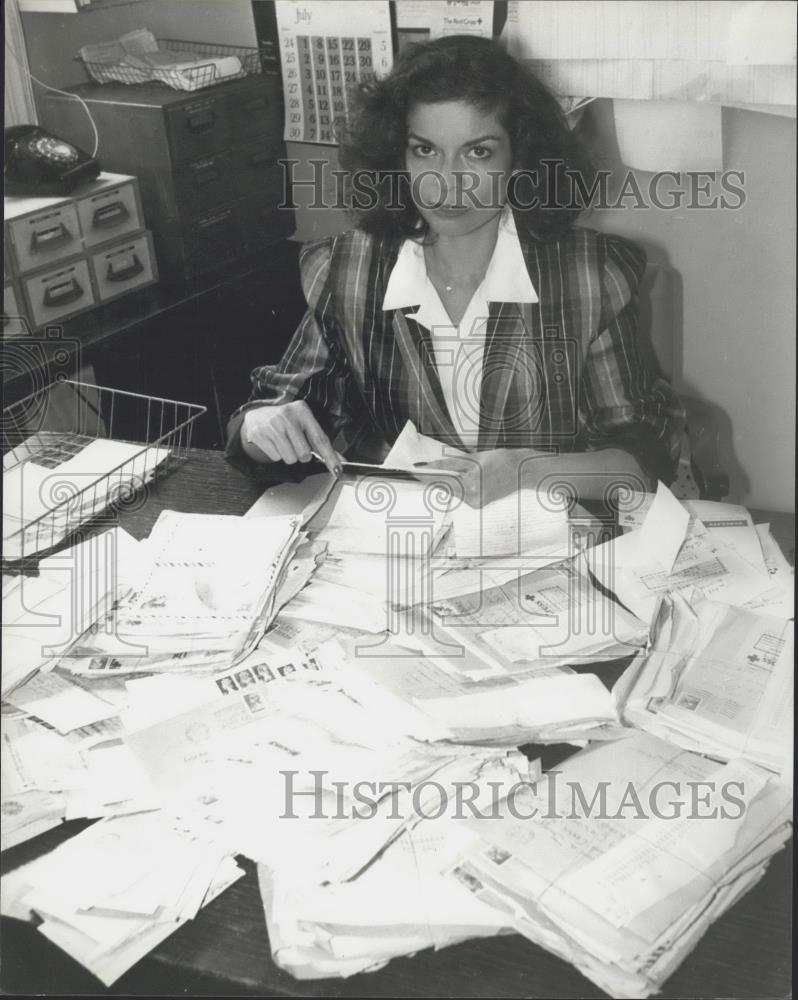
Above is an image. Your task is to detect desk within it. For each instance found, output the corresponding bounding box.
[1,451,793,998]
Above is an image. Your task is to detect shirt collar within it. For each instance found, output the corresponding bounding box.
[382,207,538,311]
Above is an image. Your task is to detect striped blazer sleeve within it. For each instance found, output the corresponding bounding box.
[225,238,368,471]
[580,234,686,484]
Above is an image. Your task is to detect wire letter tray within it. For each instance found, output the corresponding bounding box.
[3,381,206,562]
[80,39,263,91]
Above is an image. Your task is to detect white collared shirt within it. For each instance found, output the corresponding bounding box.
[382,208,538,447]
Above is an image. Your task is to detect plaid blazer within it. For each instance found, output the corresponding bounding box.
[227,219,684,482]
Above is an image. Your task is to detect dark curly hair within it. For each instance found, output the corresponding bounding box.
[336,35,588,242]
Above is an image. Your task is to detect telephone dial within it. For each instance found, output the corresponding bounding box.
[4,125,100,197]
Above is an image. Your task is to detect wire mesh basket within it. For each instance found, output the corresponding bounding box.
[79,38,263,91]
[3,381,206,562]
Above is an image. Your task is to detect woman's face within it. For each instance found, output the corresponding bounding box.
[405,100,513,238]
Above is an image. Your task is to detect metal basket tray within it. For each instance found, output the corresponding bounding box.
[3,381,206,562]
[79,38,263,91]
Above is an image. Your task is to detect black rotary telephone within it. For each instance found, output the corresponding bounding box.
[4,125,100,197]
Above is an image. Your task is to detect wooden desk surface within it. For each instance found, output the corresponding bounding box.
[1,451,793,998]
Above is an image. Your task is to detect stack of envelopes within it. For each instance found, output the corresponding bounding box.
[447,731,792,999]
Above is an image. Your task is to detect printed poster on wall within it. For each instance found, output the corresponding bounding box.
[275,0,393,144]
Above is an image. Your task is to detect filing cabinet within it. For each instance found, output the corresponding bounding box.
[41,74,294,282]
[5,174,144,272]
[4,173,157,330]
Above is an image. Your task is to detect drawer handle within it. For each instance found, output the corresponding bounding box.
[106,253,143,283]
[92,200,130,230]
[191,163,221,186]
[30,222,72,254]
[186,110,216,133]
[44,276,83,306]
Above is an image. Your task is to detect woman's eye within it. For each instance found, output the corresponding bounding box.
[469,145,492,159]
[410,144,435,157]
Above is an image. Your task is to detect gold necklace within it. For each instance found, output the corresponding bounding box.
[425,254,487,294]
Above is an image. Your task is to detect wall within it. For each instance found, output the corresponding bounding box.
[585,100,796,512]
[21,1,796,510]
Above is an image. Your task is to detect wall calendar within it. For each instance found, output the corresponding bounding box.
[275,1,394,145]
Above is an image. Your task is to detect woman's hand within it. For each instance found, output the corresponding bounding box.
[421,449,549,507]
[241,401,341,474]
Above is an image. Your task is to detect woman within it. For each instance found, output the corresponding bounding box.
[227,35,684,507]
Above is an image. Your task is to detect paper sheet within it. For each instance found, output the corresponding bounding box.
[614,100,724,172]
[320,479,451,557]
[638,482,691,573]
[449,488,570,559]
[395,0,495,38]
[504,1,733,61]
[5,671,117,734]
[383,419,465,469]
[726,1,797,65]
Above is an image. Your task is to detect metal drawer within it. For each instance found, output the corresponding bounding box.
[90,231,157,303]
[174,150,235,217]
[8,202,81,274]
[227,77,283,143]
[75,178,143,248]
[230,138,285,203]
[165,92,233,162]
[23,257,96,328]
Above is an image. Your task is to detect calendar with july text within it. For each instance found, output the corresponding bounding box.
[275,1,393,144]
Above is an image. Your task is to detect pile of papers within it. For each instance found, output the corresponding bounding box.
[59,510,304,675]
[614,591,794,777]
[447,731,793,999]
[594,487,794,625]
[257,817,509,979]
[1,427,794,994]
[2,529,137,696]
[2,811,243,987]
[3,437,170,560]
[424,554,647,679]
[324,639,622,747]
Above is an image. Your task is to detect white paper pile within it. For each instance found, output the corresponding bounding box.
[2,458,794,993]
[253,748,534,979]
[2,528,139,696]
[59,510,304,675]
[325,639,623,747]
[1,810,243,986]
[448,731,793,999]
[593,486,791,626]
[115,648,538,879]
[3,439,170,560]
[424,553,648,679]
[257,818,508,979]
[614,591,794,777]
